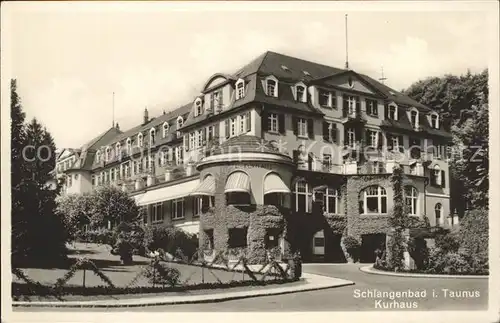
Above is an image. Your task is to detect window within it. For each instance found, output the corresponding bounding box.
[430,114,439,129]
[264,193,285,207]
[433,165,442,186]
[96,151,101,163]
[150,128,156,146]
[404,186,418,216]
[388,103,398,120]
[207,125,214,142]
[239,114,246,134]
[175,146,183,165]
[228,228,248,248]
[435,203,442,226]
[196,129,203,148]
[210,90,222,110]
[409,137,421,159]
[177,116,184,129]
[410,110,419,129]
[346,128,356,148]
[319,90,334,108]
[360,186,387,214]
[297,118,308,137]
[163,122,169,138]
[189,132,195,150]
[368,130,378,148]
[137,133,143,147]
[152,202,164,223]
[295,85,306,102]
[322,153,332,170]
[194,195,213,216]
[105,147,111,161]
[122,161,131,178]
[347,96,356,116]
[115,143,121,159]
[230,117,237,137]
[366,99,378,116]
[172,198,184,219]
[226,192,251,205]
[126,138,132,154]
[266,79,277,97]
[194,98,203,117]
[294,180,313,213]
[323,187,340,214]
[236,79,245,100]
[268,113,279,133]
[110,168,115,182]
[91,175,96,186]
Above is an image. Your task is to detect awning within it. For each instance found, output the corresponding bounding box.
[263,173,291,195]
[138,179,200,206]
[190,175,215,196]
[224,172,250,193]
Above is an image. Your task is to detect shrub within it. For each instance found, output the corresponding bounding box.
[459,208,488,254]
[144,260,181,287]
[426,249,472,274]
[435,232,460,253]
[343,236,360,262]
[407,237,429,270]
[143,225,198,260]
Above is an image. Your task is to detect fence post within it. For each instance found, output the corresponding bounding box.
[202,265,205,284]
[83,269,86,288]
[152,262,156,288]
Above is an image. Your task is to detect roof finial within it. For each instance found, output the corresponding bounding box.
[112,92,115,128]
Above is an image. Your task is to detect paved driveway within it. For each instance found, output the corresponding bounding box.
[24,263,488,312]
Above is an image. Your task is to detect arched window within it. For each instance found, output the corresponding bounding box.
[404,186,418,216]
[359,186,387,214]
[162,122,169,138]
[410,109,419,129]
[433,164,442,186]
[105,146,111,161]
[295,84,306,102]
[294,179,313,213]
[95,150,101,163]
[430,113,439,129]
[177,116,184,129]
[225,171,251,205]
[266,77,278,97]
[150,128,156,146]
[137,133,143,147]
[194,98,203,117]
[323,187,340,214]
[126,138,132,155]
[115,142,121,159]
[236,79,245,100]
[435,203,442,226]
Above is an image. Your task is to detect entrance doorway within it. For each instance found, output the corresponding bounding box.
[360,233,386,263]
[312,230,325,260]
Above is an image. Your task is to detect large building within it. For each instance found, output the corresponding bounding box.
[56,51,453,263]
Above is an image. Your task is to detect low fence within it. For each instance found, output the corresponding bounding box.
[11,247,301,300]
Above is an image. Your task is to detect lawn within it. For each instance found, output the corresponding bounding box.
[12,243,293,301]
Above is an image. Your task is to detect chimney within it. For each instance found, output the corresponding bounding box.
[115,122,120,131]
[143,107,149,124]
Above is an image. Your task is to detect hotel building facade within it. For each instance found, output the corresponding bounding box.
[56,51,453,263]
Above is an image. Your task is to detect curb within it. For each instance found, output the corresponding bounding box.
[12,274,354,308]
[359,265,489,279]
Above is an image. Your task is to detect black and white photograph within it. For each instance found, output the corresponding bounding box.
[1,1,498,322]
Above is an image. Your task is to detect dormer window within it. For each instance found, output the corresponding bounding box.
[236,79,245,100]
[162,122,169,138]
[265,76,278,97]
[105,147,111,161]
[126,138,132,153]
[410,108,419,129]
[430,113,439,129]
[294,83,307,102]
[115,142,121,158]
[387,103,398,120]
[96,150,101,163]
[177,116,184,129]
[210,91,222,111]
[150,128,156,146]
[194,98,203,117]
[137,133,143,147]
[319,90,335,108]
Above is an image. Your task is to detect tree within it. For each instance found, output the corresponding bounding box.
[403,70,489,215]
[88,185,141,228]
[55,193,94,240]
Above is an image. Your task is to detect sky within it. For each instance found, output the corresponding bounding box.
[4,2,495,150]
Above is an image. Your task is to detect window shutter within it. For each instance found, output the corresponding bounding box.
[183,135,188,152]
[365,129,371,146]
[356,96,361,115]
[292,117,298,135]
[307,119,314,138]
[441,170,446,188]
[278,114,285,134]
[292,150,299,163]
[262,111,269,132]
[225,119,230,138]
[384,103,389,119]
[245,112,251,132]
[214,124,219,139]
[202,128,207,145]
[377,132,383,150]
[429,171,436,187]
[398,135,404,152]
[323,122,330,141]
[342,95,348,117]
[307,154,313,170]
